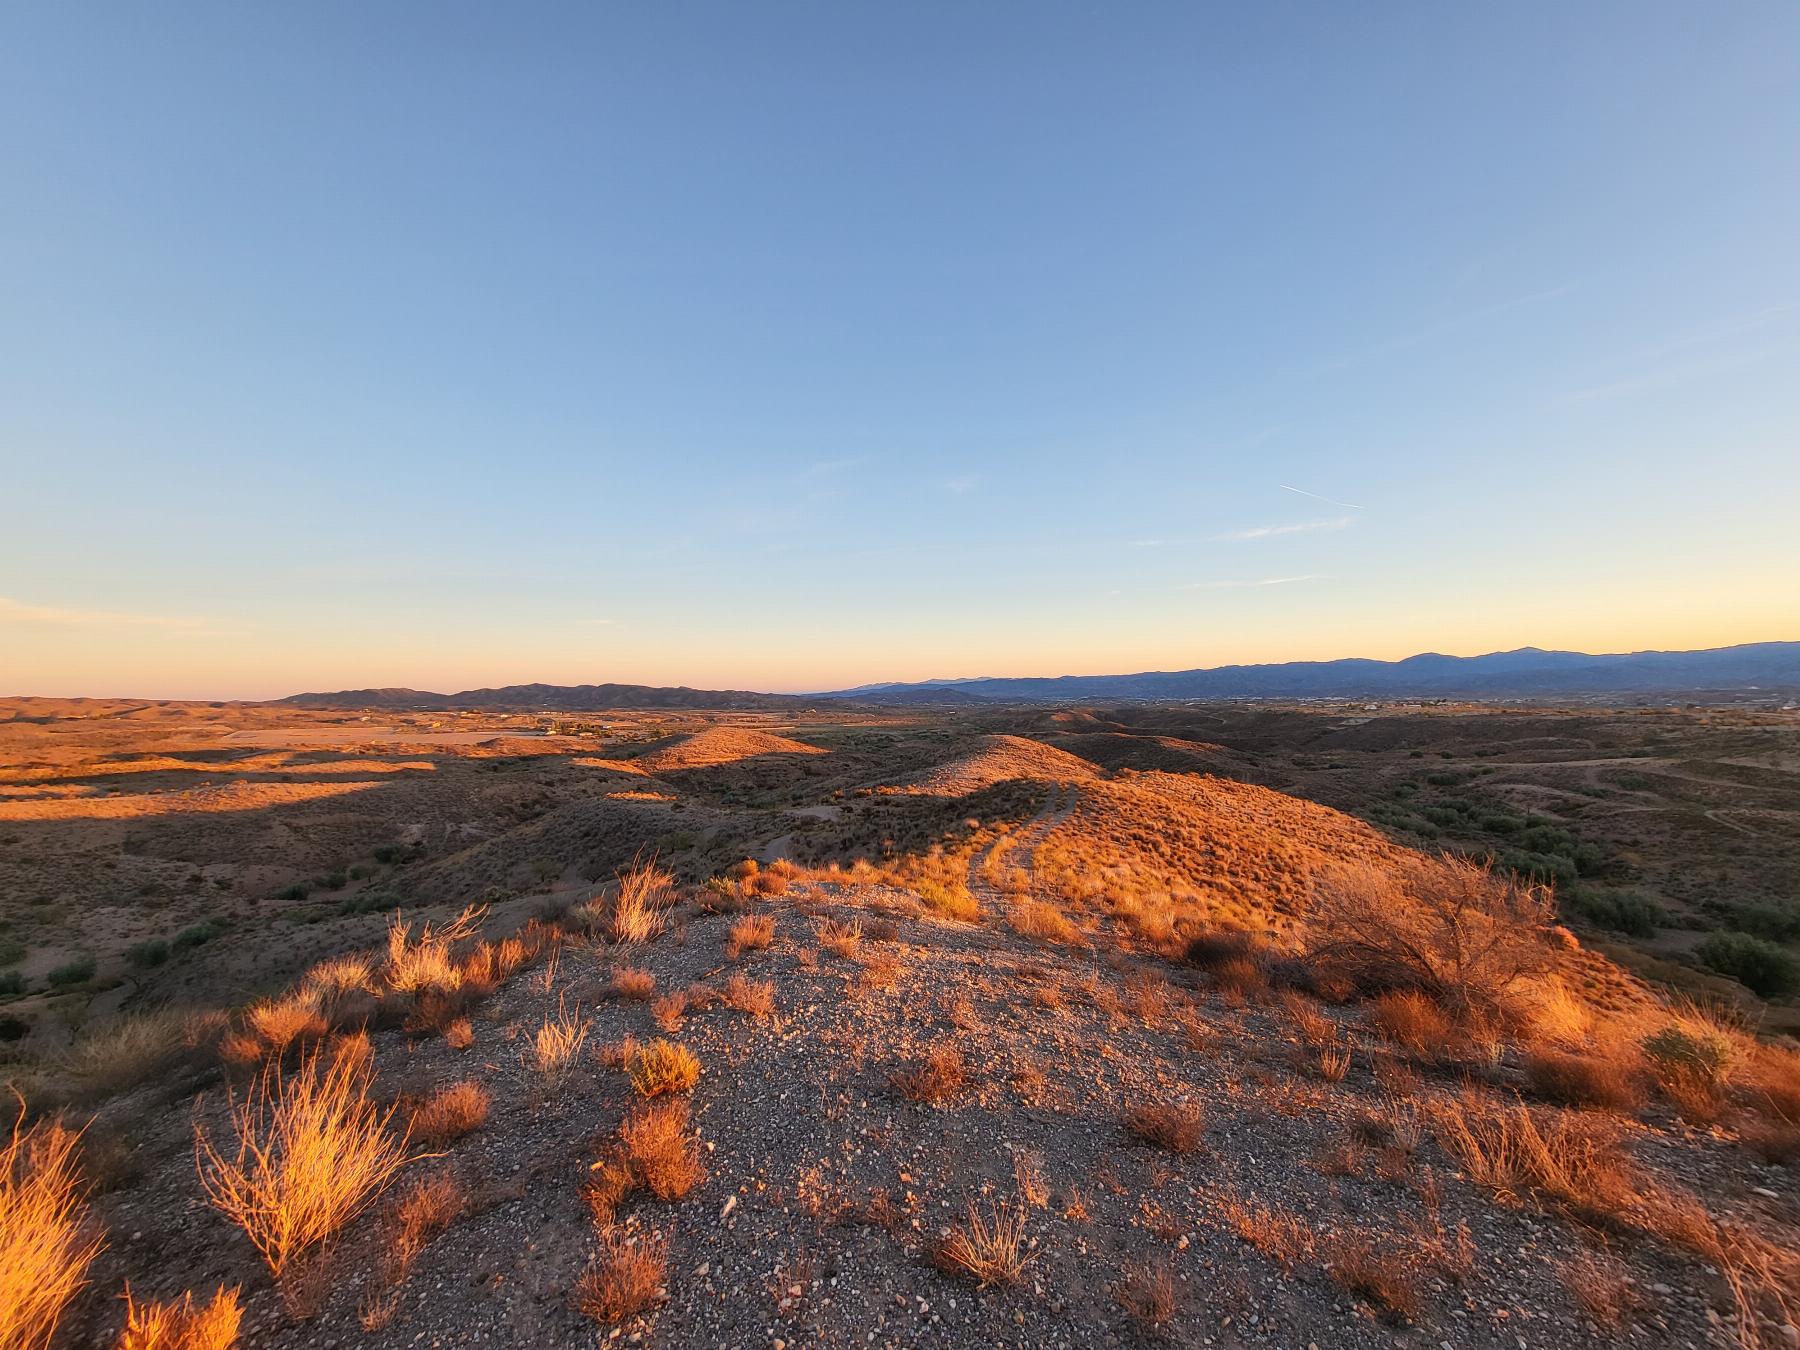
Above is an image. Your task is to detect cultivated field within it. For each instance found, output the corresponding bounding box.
[0,695,1796,1348]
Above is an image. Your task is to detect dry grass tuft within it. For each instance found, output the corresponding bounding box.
[1318,1046,1352,1083]
[627,1040,701,1098]
[443,1018,474,1051]
[574,1230,668,1323]
[409,1081,490,1147]
[117,1285,243,1350]
[606,863,679,945]
[1563,1248,1638,1332]
[384,905,484,998]
[1524,1050,1643,1113]
[619,1100,706,1201]
[816,917,863,958]
[726,914,776,959]
[1370,990,1457,1059]
[607,966,657,1001]
[1327,1234,1421,1323]
[193,1048,413,1277]
[531,1006,590,1083]
[934,1199,1034,1287]
[889,1043,968,1103]
[1113,1258,1176,1330]
[1429,1091,1633,1222]
[1009,902,1081,946]
[719,972,775,1017]
[1,1115,104,1350]
[1124,1102,1205,1153]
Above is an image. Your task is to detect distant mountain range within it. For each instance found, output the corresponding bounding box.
[274,683,801,712]
[816,642,1800,703]
[275,642,1800,712]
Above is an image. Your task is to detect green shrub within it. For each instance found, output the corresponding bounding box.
[276,882,310,902]
[0,971,26,998]
[47,954,97,987]
[0,936,25,967]
[1480,814,1525,835]
[125,938,171,968]
[1641,1024,1733,1084]
[171,917,228,951]
[1562,888,1662,938]
[316,871,348,890]
[1696,932,1799,999]
[1736,902,1800,943]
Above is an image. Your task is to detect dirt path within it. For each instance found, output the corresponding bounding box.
[966,783,1079,905]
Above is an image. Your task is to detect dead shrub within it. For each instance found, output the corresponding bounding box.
[725,914,775,959]
[193,1048,414,1277]
[1563,1248,1637,1332]
[383,906,484,999]
[574,1230,668,1323]
[443,1018,474,1051]
[1184,928,1265,971]
[1307,855,1557,1016]
[409,1082,490,1146]
[1,1116,104,1350]
[933,1199,1033,1287]
[602,863,679,945]
[1327,1234,1420,1323]
[1428,1091,1634,1223]
[1113,1258,1176,1330]
[1213,956,1269,999]
[649,991,687,1031]
[116,1285,243,1350]
[1524,1050,1642,1113]
[627,1040,701,1098]
[888,1043,967,1103]
[1124,1102,1205,1154]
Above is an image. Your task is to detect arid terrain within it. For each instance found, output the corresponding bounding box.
[1,695,1796,1349]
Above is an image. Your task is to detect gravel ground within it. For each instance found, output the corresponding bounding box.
[63,881,1795,1349]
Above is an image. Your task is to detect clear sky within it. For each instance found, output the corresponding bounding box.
[3,3,1797,699]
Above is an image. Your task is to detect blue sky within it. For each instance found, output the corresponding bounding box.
[3,2,1797,697]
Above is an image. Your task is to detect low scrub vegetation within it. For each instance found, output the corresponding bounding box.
[117,1285,243,1350]
[1,1116,104,1350]
[193,1048,414,1278]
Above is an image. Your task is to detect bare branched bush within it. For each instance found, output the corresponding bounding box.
[193,1048,414,1277]
[1307,856,1557,1016]
[1,1115,104,1350]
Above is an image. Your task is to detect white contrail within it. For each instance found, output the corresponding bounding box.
[1280,484,1365,511]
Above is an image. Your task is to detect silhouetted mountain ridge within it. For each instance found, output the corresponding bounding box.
[819,642,1800,702]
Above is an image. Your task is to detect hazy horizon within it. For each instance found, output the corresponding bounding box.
[5,4,1798,700]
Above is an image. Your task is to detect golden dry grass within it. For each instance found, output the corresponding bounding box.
[193,1048,414,1277]
[0,1116,104,1350]
[607,966,657,1000]
[605,863,679,945]
[383,905,484,998]
[933,1198,1034,1287]
[1113,1259,1176,1330]
[574,1230,668,1323]
[116,1285,243,1350]
[409,1081,490,1146]
[719,972,776,1017]
[627,1040,701,1098]
[1524,1050,1643,1113]
[888,1043,967,1103]
[1124,1102,1206,1153]
[619,1100,706,1201]
[725,913,776,959]
[530,1006,590,1083]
